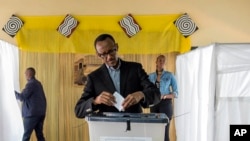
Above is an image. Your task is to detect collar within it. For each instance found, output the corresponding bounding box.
[106,58,121,71]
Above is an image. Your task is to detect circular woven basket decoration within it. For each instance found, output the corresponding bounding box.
[174,13,198,38]
[2,15,24,38]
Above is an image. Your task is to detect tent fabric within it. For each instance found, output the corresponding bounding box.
[214,44,250,141]
[0,40,23,141]
[175,43,250,141]
[15,15,190,54]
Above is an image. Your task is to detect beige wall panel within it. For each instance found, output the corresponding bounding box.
[1,0,250,47]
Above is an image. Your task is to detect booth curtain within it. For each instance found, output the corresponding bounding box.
[16,14,190,54]
[175,43,250,141]
[0,40,23,141]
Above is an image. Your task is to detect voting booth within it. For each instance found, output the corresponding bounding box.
[86,112,169,141]
[175,43,250,141]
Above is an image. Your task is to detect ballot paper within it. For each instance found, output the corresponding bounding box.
[113,92,124,111]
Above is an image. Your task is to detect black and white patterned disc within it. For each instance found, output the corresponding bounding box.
[2,15,24,37]
[174,13,198,38]
[57,14,79,38]
[119,14,142,38]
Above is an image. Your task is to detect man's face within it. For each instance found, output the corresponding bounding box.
[95,38,118,67]
[25,70,32,80]
[156,57,166,69]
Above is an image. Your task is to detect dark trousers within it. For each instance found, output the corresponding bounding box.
[22,115,46,141]
[150,99,173,141]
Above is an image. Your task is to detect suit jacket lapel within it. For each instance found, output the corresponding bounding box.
[120,60,128,96]
[100,64,116,93]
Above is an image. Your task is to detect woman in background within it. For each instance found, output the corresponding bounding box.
[148,55,178,141]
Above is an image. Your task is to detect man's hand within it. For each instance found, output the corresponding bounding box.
[122,91,144,109]
[14,90,20,99]
[93,91,116,106]
[161,94,174,99]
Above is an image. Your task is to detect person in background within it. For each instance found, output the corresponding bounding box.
[148,55,178,141]
[75,33,161,118]
[15,67,47,141]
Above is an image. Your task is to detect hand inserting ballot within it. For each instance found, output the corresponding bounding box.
[122,91,144,109]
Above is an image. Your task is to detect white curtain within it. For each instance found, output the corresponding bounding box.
[0,40,23,141]
[215,44,250,141]
[174,44,215,141]
[175,43,250,141]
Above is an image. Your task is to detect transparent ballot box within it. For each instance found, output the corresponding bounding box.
[85,112,169,141]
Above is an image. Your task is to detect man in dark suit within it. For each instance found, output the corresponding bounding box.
[15,67,46,141]
[75,34,161,118]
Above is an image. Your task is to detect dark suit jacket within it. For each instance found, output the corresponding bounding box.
[75,59,160,118]
[15,77,47,117]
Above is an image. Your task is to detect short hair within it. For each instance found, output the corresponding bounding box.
[94,34,116,48]
[26,67,36,76]
[156,55,166,61]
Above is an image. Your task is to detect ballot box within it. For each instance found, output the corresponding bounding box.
[85,112,169,141]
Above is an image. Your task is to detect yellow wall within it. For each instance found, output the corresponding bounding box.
[1,0,250,47]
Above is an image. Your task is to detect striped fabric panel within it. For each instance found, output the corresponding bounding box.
[57,14,79,38]
[119,14,142,38]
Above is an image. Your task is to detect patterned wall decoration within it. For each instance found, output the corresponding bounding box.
[16,14,192,53]
[57,14,79,38]
[118,14,142,38]
[174,13,198,38]
[2,15,24,38]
